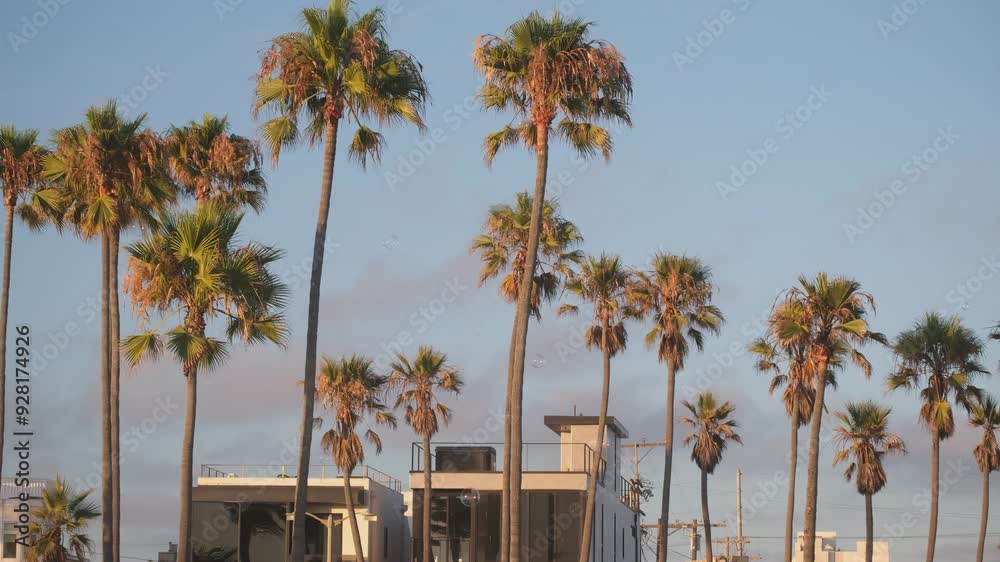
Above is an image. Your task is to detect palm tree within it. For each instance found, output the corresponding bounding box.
[26,477,101,562]
[470,191,582,551]
[43,101,175,562]
[749,299,820,562]
[887,312,987,562]
[771,273,884,562]
[679,393,742,562]
[970,395,1000,562]
[832,401,906,562]
[473,14,631,561]
[165,113,267,211]
[557,253,635,562]
[0,126,48,485]
[253,4,428,558]
[629,253,723,562]
[316,354,397,562]
[121,205,288,562]
[390,346,463,562]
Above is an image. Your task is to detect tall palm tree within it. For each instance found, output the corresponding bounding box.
[470,191,582,552]
[390,346,463,562]
[43,101,175,562]
[749,299,824,562]
[473,14,631,561]
[316,354,397,562]
[0,126,48,486]
[970,394,1000,562]
[772,273,884,562]
[253,4,428,558]
[832,401,906,562]
[165,113,267,211]
[887,312,986,562]
[121,205,288,562]
[557,253,636,562]
[679,393,742,562]
[26,478,101,562]
[629,253,723,562]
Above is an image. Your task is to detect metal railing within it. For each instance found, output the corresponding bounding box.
[0,478,54,499]
[410,442,607,480]
[618,474,641,512]
[199,464,402,492]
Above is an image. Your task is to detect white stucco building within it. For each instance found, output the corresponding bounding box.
[192,464,410,562]
[792,531,889,562]
[408,414,642,562]
[1,479,54,562]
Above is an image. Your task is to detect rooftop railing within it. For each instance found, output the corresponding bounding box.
[199,464,402,492]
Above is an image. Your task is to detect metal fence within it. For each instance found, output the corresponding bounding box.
[199,464,402,492]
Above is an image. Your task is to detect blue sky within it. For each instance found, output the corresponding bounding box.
[2,0,999,560]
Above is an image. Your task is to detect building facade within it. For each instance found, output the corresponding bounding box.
[1,479,53,562]
[792,532,889,562]
[191,464,410,562]
[409,415,642,562]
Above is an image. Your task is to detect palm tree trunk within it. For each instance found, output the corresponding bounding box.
[701,468,713,562]
[506,121,550,562]
[926,433,940,562]
[784,401,800,562]
[864,493,873,562]
[291,117,340,562]
[422,434,432,562]
[801,358,828,562]
[976,470,989,562]
[501,316,516,562]
[0,204,13,485]
[344,469,366,562]
[578,320,612,562]
[656,363,677,562]
[110,229,122,562]
[176,365,198,562]
[100,231,113,562]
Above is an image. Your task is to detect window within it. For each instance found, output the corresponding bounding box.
[3,524,16,559]
[384,527,389,560]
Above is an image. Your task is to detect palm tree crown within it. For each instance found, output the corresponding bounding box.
[632,253,724,370]
[43,101,175,237]
[833,401,907,495]
[971,395,1000,475]
[317,354,397,471]
[888,312,987,439]
[680,392,743,473]
[121,205,289,366]
[254,0,429,166]
[470,192,583,318]
[0,125,48,208]
[749,300,820,426]
[474,11,633,164]
[165,114,266,212]
[391,345,464,437]
[558,253,636,355]
[26,478,100,562]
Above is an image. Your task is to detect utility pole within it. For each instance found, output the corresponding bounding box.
[736,469,744,557]
[651,520,726,561]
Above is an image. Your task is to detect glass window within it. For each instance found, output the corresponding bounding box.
[3,523,16,559]
[242,504,287,562]
[476,493,500,562]
[191,502,239,562]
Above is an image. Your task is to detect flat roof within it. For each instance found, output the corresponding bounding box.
[543,415,629,439]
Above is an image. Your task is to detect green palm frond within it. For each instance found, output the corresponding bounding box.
[391,345,464,439]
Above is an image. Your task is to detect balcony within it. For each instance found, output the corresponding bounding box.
[199,464,403,492]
